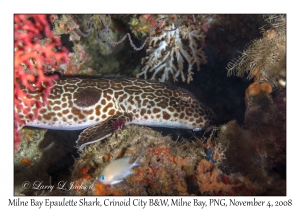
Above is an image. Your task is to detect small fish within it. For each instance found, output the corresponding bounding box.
[98,151,144,185]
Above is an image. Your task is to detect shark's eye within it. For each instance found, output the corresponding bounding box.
[99,175,106,181]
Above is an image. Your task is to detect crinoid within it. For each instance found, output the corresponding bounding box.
[226,15,286,88]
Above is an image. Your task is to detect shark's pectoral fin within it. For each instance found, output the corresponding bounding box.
[76,113,133,151]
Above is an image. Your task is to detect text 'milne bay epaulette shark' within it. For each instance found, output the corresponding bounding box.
[16,77,216,150]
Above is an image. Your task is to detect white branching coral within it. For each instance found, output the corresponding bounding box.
[137,25,207,83]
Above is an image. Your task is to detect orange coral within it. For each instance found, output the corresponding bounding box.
[94,182,108,195]
[176,180,188,195]
[195,158,261,195]
[93,182,127,196]
[81,175,91,180]
[260,82,272,93]
[247,82,261,96]
[80,166,91,180]
[195,159,232,195]
[112,190,126,196]
[131,167,146,182]
[102,153,111,163]
[81,166,89,175]
[148,146,174,163]
[174,156,194,174]
[246,81,272,97]
[20,158,31,166]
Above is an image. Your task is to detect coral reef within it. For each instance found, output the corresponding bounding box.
[222,15,286,195]
[51,15,125,55]
[70,125,206,196]
[194,159,261,195]
[61,44,92,75]
[67,125,266,196]
[51,14,212,82]
[223,15,286,194]
[14,14,286,196]
[129,14,166,39]
[15,123,284,196]
[14,127,80,195]
[14,127,48,195]
[51,15,135,77]
[198,114,285,195]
